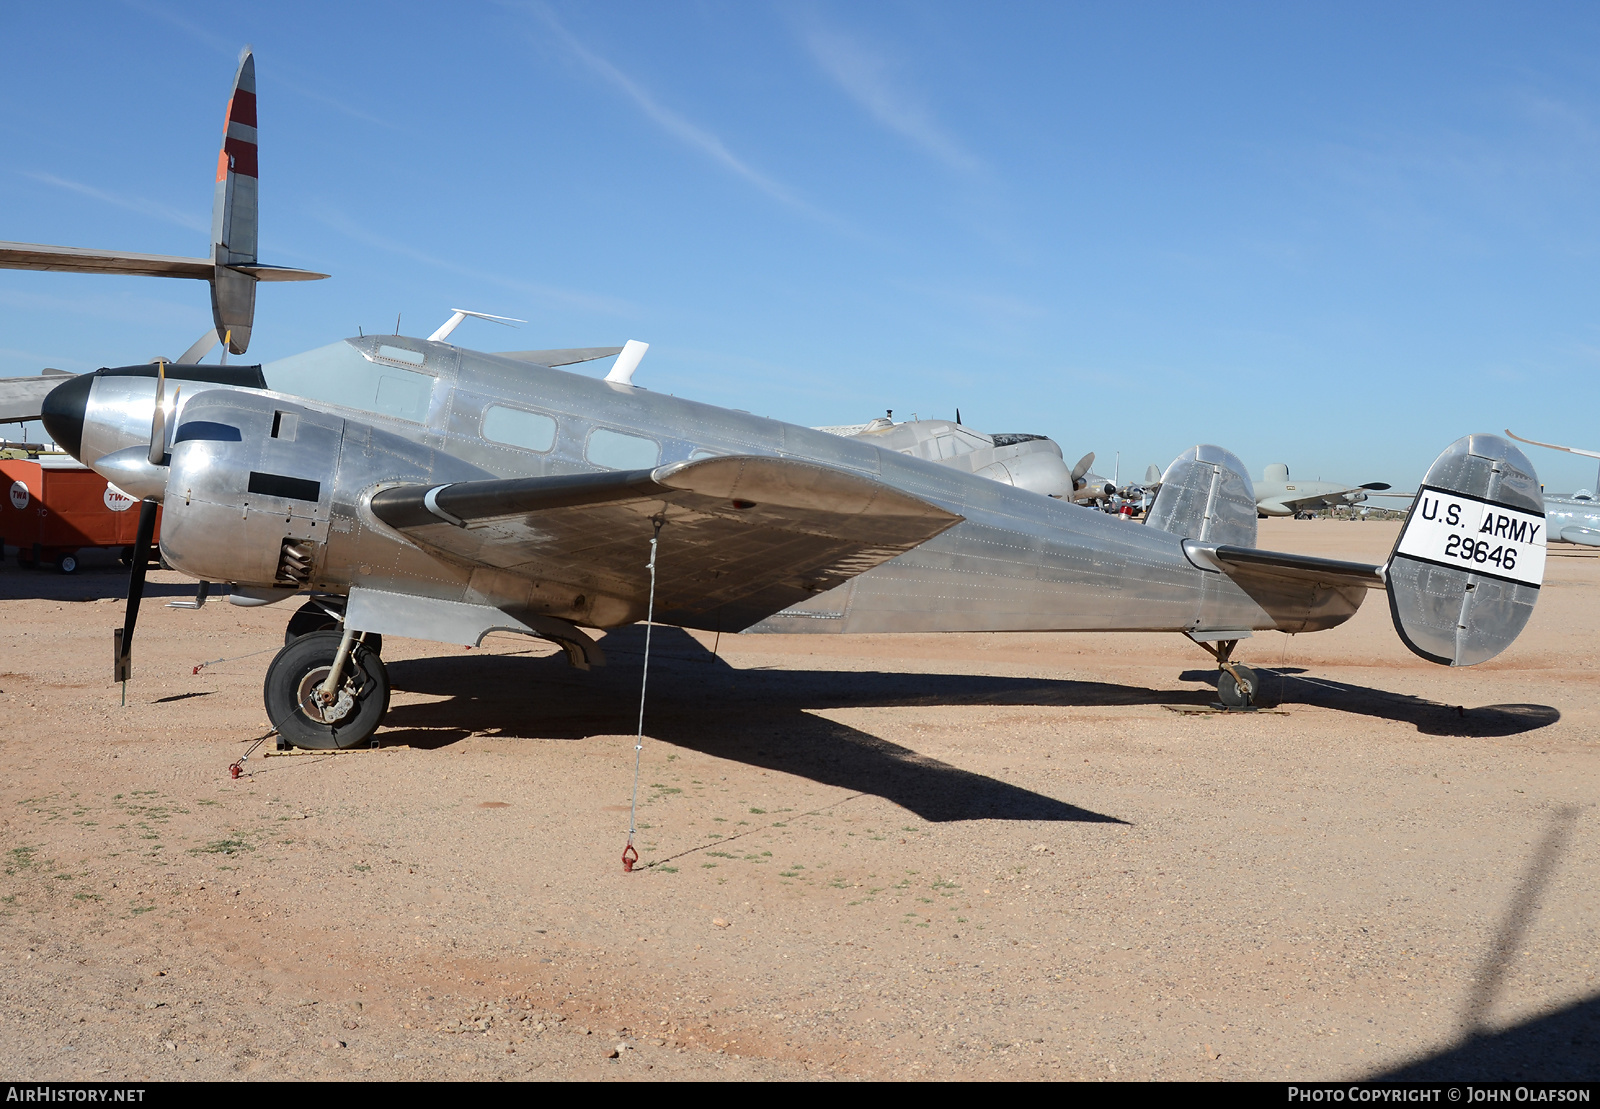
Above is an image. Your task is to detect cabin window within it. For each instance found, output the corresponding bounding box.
[587,428,660,470]
[263,340,436,424]
[482,405,557,452]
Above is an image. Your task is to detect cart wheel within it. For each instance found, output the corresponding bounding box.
[16,549,32,568]
[57,553,78,575]
[118,546,134,567]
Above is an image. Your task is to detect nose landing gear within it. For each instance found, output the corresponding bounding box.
[264,629,389,749]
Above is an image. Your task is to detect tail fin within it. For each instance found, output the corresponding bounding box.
[0,47,325,356]
[210,49,259,354]
[1387,434,1545,666]
[1145,445,1257,547]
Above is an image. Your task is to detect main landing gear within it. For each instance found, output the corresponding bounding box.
[1195,638,1272,709]
[283,597,383,656]
[264,629,389,750]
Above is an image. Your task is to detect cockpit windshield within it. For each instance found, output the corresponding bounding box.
[262,339,437,424]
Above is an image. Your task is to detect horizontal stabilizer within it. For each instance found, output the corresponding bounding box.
[0,241,213,279]
[230,264,329,282]
[495,347,625,367]
[368,455,963,631]
[0,373,74,424]
[1208,544,1385,589]
[1182,541,1379,634]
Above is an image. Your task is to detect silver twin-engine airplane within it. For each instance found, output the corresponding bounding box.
[1507,430,1600,547]
[1,51,1553,750]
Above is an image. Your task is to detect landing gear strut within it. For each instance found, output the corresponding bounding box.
[1195,638,1267,709]
[283,597,383,656]
[263,629,390,749]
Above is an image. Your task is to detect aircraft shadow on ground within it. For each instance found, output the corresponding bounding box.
[381,626,1133,824]
[1374,805,1595,1081]
[1176,669,1560,738]
[1373,994,1600,1081]
[0,562,195,603]
[379,627,1556,821]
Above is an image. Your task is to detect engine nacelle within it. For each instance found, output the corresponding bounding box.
[161,390,490,591]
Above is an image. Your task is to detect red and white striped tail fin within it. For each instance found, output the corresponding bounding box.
[209,48,260,354]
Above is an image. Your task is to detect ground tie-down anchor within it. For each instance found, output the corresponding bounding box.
[622,516,665,873]
[228,728,278,779]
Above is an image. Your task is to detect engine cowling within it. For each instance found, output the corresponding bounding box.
[161,389,488,592]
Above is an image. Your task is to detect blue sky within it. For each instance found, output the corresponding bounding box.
[4,1,1600,492]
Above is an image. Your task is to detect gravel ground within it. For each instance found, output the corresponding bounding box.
[0,517,1595,1081]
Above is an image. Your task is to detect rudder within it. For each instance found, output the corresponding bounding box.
[1386,434,1545,666]
[1146,444,1257,547]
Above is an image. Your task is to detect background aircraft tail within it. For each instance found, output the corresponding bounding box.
[209,49,261,354]
[0,47,325,357]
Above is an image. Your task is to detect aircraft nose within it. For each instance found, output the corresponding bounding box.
[40,373,92,460]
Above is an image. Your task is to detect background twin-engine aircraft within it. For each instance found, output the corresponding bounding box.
[1251,465,1412,518]
[0,50,1552,750]
[1507,430,1600,547]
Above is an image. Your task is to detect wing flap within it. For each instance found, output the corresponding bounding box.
[368,455,963,630]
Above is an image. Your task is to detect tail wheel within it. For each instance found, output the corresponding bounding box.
[263,630,390,750]
[1217,664,1260,709]
[283,599,382,656]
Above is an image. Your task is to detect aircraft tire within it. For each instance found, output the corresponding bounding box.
[283,600,382,656]
[1217,664,1259,709]
[264,630,390,750]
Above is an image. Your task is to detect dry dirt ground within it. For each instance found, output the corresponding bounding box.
[1,517,1596,1082]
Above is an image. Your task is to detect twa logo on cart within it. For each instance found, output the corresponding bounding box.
[1395,486,1546,587]
[103,484,137,512]
[9,480,27,510]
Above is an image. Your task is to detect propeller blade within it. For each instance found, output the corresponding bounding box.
[176,328,220,365]
[114,498,160,682]
[1071,452,1095,485]
[147,361,167,466]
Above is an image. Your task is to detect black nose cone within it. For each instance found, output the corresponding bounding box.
[40,372,93,460]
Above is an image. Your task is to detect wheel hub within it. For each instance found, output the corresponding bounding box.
[295,665,356,724]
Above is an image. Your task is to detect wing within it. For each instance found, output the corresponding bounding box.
[0,372,73,423]
[1272,486,1372,512]
[1505,428,1600,461]
[494,347,624,367]
[369,455,964,631]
